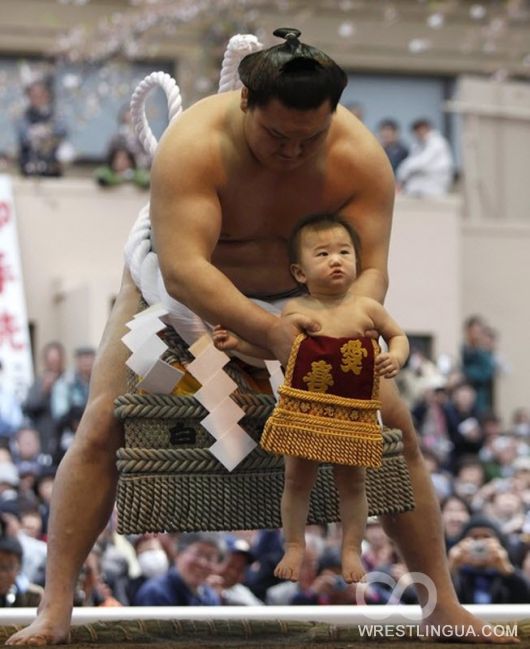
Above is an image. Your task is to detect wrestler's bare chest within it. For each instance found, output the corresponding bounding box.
[217,168,347,239]
[212,167,352,295]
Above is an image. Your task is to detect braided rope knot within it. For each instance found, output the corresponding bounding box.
[218,34,263,93]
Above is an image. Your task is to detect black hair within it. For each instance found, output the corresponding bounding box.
[288,212,362,274]
[378,118,399,131]
[106,144,136,170]
[238,28,347,110]
[411,118,432,131]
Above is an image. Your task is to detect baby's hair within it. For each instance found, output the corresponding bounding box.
[288,212,362,275]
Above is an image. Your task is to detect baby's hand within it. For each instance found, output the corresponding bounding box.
[212,325,239,351]
[375,352,401,378]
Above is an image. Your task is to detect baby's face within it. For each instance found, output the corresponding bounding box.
[291,225,357,293]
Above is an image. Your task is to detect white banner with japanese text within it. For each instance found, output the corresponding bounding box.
[0,174,33,400]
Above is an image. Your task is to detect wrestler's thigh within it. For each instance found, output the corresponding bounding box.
[379,379,421,461]
[78,267,141,445]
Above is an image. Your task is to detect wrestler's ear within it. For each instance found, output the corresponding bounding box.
[290,264,306,284]
[240,87,249,113]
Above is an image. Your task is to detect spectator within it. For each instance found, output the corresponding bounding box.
[486,434,525,479]
[208,537,264,606]
[396,118,454,197]
[442,383,483,471]
[448,515,530,604]
[0,499,46,586]
[422,448,453,501]
[245,529,284,601]
[486,490,526,538]
[0,535,43,607]
[0,462,20,503]
[0,361,24,441]
[511,407,530,439]
[23,341,66,458]
[33,468,55,539]
[377,118,409,173]
[10,426,52,475]
[127,534,171,604]
[16,79,69,177]
[460,315,497,415]
[74,544,122,607]
[440,495,472,550]
[51,347,95,425]
[452,457,487,508]
[361,518,394,572]
[412,387,451,465]
[94,145,150,190]
[107,105,151,170]
[133,532,222,606]
[511,457,530,510]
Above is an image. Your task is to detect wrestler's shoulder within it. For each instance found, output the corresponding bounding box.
[152,93,238,179]
[329,107,390,170]
[162,92,237,148]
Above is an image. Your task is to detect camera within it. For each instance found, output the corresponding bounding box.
[470,540,488,559]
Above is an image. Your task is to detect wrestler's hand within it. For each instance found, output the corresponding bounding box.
[267,314,320,366]
[212,325,240,351]
[375,352,401,378]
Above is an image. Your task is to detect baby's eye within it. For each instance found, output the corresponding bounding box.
[340,249,351,255]
[317,251,328,257]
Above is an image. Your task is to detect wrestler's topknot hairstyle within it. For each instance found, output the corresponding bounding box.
[288,212,362,276]
[238,28,347,110]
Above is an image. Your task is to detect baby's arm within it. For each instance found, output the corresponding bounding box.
[365,300,409,378]
[212,325,273,359]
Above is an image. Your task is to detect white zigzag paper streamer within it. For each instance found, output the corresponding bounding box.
[188,334,256,471]
[122,303,184,394]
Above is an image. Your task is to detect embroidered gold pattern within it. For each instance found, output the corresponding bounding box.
[340,339,368,374]
[303,360,334,393]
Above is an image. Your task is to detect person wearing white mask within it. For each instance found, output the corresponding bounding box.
[127,534,170,604]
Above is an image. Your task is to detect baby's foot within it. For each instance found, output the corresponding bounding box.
[342,547,365,583]
[274,544,305,581]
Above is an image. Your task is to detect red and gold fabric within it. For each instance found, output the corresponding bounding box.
[261,334,383,468]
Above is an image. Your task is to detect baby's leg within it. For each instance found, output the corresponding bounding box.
[276,455,319,581]
[333,465,367,583]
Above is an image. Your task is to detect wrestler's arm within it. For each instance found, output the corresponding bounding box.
[340,140,395,304]
[149,127,307,364]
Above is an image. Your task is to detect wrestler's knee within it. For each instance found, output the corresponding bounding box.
[74,392,124,455]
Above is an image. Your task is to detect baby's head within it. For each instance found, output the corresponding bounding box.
[288,212,361,290]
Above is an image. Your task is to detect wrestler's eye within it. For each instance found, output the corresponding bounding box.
[305,131,324,143]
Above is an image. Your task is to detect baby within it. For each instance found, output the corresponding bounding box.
[213,212,409,583]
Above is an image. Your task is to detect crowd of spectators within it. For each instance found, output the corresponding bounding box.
[0,312,528,609]
[346,102,455,197]
[12,78,452,199]
[10,76,150,190]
